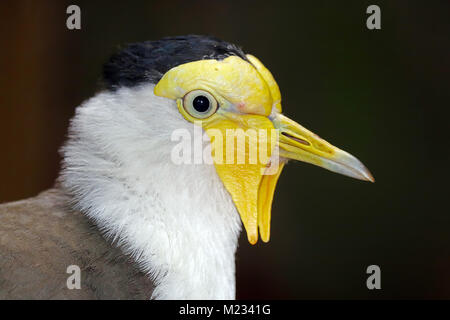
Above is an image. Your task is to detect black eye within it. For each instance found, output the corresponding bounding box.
[183,90,219,119]
[192,95,210,113]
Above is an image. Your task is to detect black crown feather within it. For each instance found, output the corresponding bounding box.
[103,35,248,90]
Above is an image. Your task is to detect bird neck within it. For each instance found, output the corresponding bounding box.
[60,87,242,299]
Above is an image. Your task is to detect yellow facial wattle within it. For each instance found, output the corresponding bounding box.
[203,114,278,244]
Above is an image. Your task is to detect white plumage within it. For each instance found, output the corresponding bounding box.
[60,84,241,299]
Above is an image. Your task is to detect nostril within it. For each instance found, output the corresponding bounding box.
[281,132,310,146]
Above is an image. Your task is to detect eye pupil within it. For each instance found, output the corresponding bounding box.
[183,90,218,119]
[192,95,210,113]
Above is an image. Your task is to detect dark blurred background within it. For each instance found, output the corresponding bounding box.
[0,0,448,299]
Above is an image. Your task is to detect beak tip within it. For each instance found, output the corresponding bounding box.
[361,167,375,183]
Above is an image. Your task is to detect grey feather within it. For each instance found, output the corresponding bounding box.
[0,188,154,299]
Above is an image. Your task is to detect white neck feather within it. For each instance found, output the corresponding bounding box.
[60,85,242,299]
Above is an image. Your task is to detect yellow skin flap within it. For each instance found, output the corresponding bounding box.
[204,115,277,244]
[258,162,285,242]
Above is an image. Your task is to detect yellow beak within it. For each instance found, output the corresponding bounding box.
[273,114,374,182]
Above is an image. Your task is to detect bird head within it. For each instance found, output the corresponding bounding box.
[100,35,374,245]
